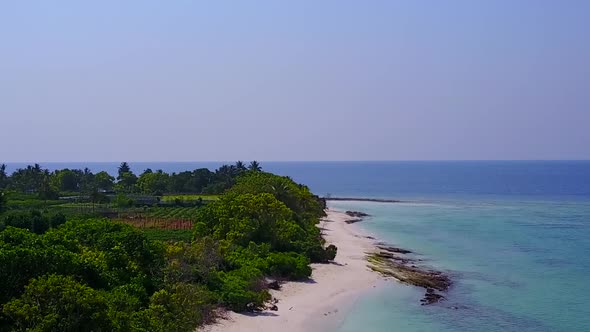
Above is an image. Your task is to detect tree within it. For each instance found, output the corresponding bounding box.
[235,161,247,172]
[116,172,138,193]
[38,170,59,201]
[0,191,6,214]
[10,164,44,192]
[52,169,80,192]
[195,193,307,251]
[0,164,8,189]
[137,171,169,195]
[2,274,113,331]
[227,172,325,222]
[80,168,95,193]
[1,210,66,234]
[248,161,262,172]
[94,171,115,192]
[90,189,108,208]
[113,193,134,208]
[191,168,214,193]
[213,165,239,191]
[118,162,131,179]
[116,162,137,193]
[131,283,215,331]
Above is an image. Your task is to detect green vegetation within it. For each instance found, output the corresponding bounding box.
[0,210,66,234]
[142,229,193,242]
[146,206,201,219]
[0,192,6,214]
[0,162,335,331]
[160,194,219,202]
[0,161,261,197]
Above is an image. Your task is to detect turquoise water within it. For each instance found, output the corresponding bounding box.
[330,198,590,332]
[5,161,590,331]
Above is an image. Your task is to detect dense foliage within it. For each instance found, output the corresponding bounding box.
[0,165,336,331]
[0,161,263,197]
[0,191,6,214]
[0,210,66,234]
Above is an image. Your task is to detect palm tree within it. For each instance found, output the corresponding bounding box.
[235,161,247,172]
[0,164,7,189]
[248,161,262,172]
[118,162,131,180]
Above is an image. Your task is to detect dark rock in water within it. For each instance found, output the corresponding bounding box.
[345,211,371,218]
[375,252,396,259]
[366,236,376,240]
[421,291,444,305]
[267,280,281,290]
[373,252,412,264]
[367,246,451,305]
[377,245,412,254]
[345,218,363,224]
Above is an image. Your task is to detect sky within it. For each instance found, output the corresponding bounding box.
[1,1,589,162]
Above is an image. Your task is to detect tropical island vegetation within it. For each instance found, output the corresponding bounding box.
[0,162,336,331]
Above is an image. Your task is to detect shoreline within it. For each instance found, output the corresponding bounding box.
[200,209,382,332]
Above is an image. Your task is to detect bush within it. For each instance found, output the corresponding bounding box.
[325,244,338,261]
[2,274,113,331]
[163,238,222,285]
[44,219,166,291]
[0,210,66,234]
[105,283,147,331]
[215,266,270,312]
[113,194,134,208]
[0,231,99,303]
[222,242,269,273]
[131,283,216,331]
[305,241,339,263]
[266,252,311,280]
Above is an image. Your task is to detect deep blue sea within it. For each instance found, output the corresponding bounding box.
[5,161,590,331]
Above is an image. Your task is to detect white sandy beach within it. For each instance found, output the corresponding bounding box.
[200,209,382,332]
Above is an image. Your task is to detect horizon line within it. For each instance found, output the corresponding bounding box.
[3,159,590,164]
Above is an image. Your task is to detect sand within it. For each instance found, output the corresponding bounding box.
[200,209,381,332]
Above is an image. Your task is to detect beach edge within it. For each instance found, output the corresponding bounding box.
[199,208,382,332]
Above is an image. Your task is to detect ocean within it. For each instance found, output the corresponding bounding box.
[4,161,590,331]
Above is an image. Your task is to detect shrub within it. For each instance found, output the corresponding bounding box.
[325,244,338,261]
[163,238,222,285]
[0,210,66,234]
[215,266,270,312]
[222,242,270,272]
[266,252,311,280]
[2,274,113,331]
[131,283,216,332]
[113,194,133,208]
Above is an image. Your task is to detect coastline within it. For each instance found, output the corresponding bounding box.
[200,209,382,332]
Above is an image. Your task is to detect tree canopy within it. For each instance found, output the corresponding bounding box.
[1,161,264,196]
[0,164,335,331]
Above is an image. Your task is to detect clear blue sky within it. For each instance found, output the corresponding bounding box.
[1,1,588,161]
